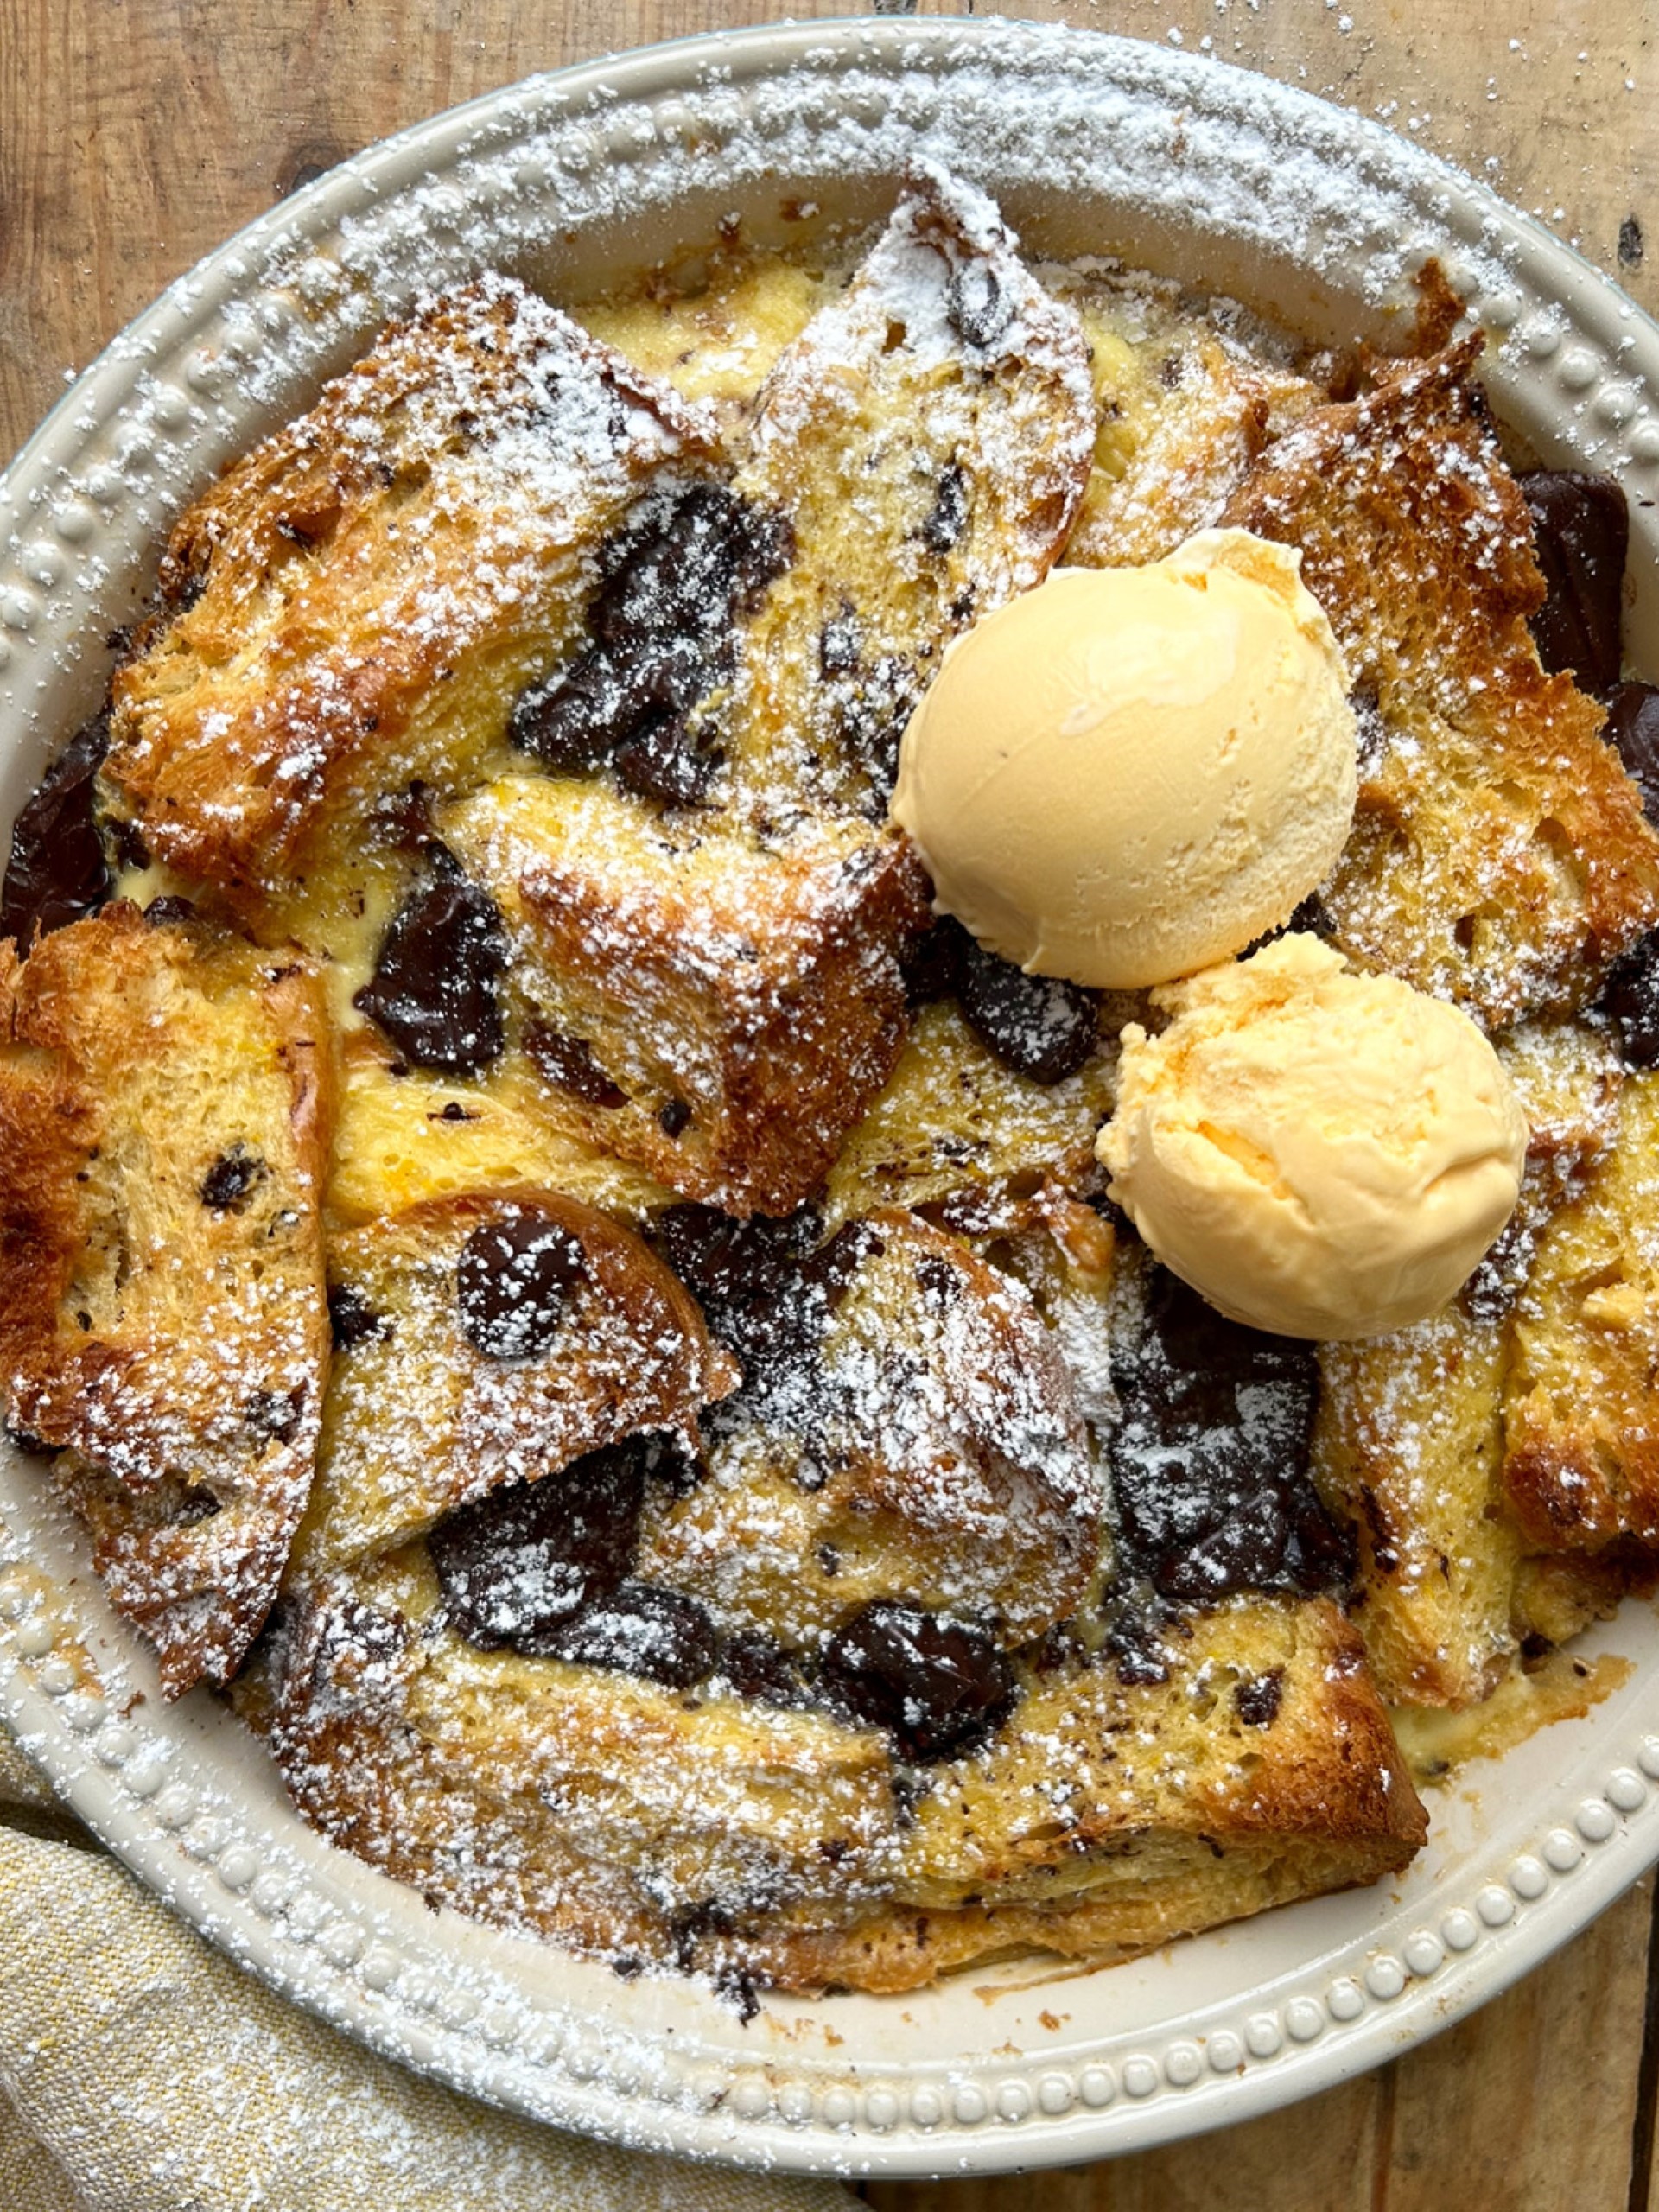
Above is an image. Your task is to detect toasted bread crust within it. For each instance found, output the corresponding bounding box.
[291,1186,737,1579]
[104,278,713,918]
[0,904,332,1691]
[1503,1067,1659,1548]
[250,1573,1421,1994]
[1225,339,1659,1025]
[447,779,932,1215]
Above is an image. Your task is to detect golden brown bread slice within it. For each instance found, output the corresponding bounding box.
[250,1557,1422,1994]
[636,1208,1102,1651]
[1312,1021,1625,1707]
[0,903,332,1692]
[821,998,1117,1232]
[290,1187,737,1580]
[1054,271,1319,569]
[1314,1309,1517,1709]
[715,167,1095,818]
[102,276,714,921]
[1503,1065,1659,1548]
[323,1037,677,1229]
[443,774,931,1216]
[1224,338,1659,1026]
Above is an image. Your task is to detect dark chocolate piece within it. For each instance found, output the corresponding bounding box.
[1605,680,1659,826]
[945,258,1012,352]
[508,486,792,800]
[353,874,507,1076]
[0,716,113,949]
[1595,927,1659,1066]
[919,461,970,556]
[1106,1264,1352,1610]
[327,1283,387,1352]
[718,1630,804,1707]
[534,1580,720,1688]
[430,1440,647,1649]
[524,1020,626,1109]
[613,713,722,808]
[821,1599,1014,1764]
[952,925,1098,1084]
[455,1206,586,1362]
[1522,470,1628,697]
[199,1145,266,1212]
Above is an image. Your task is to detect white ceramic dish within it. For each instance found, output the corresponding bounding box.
[3,17,1658,2182]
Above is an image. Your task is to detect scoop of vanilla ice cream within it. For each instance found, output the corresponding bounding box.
[890,529,1357,990]
[1097,936,1529,1341]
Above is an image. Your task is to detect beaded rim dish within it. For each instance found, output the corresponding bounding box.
[2,16,1659,2181]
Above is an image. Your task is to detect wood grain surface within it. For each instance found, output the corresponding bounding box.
[3,4,1657,2208]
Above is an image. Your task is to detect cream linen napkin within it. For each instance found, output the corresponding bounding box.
[0,1737,852,2212]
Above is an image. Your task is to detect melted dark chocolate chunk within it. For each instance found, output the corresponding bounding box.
[143,894,204,931]
[952,925,1098,1084]
[430,1440,647,1649]
[366,781,437,852]
[106,817,150,872]
[1593,927,1659,1065]
[1605,680,1659,825]
[508,486,791,801]
[658,1096,691,1138]
[1522,470,1628,697]
[200,1145,266,1212]
[244,1385,306,1443]
[659,1203,823,1327]
[821,1599,1014,1764]
[327,1282,387,1351]
[719,1630,804,1707]
[919,461,970,556]
[353,874,507,1076]
[835,652,918,804]
[535,1580,719,1688]
[898,920,962,1011]
[524,1020,626,1109]
[658,1200,830,1370]
[1234,1669,1284,1727]
[593,483,790,648]
[455,1206,586,1361]
[945,258,1012,352]
[1105,1263,1352,1615]
[0,715,113,948]
[510,645,644,772]
[613,713,723,807]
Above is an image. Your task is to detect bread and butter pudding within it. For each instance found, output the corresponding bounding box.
[1,167,1656,1999]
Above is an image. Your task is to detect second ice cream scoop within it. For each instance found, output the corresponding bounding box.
[1096,935,1529,1341]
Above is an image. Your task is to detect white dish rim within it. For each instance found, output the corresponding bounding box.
[0,16,1657,2180]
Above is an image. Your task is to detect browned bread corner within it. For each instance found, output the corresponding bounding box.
[445,776,931,1216]
[717,167,1096,820]
[1224,337,1659,1027]
[103,277,715,922]
[291,1186,738,1579]
[0,902,333,1692]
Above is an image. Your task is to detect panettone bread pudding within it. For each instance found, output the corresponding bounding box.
[2,165,1656,1998]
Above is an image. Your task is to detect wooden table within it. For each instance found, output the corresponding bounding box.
[3,3,1655,2205]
